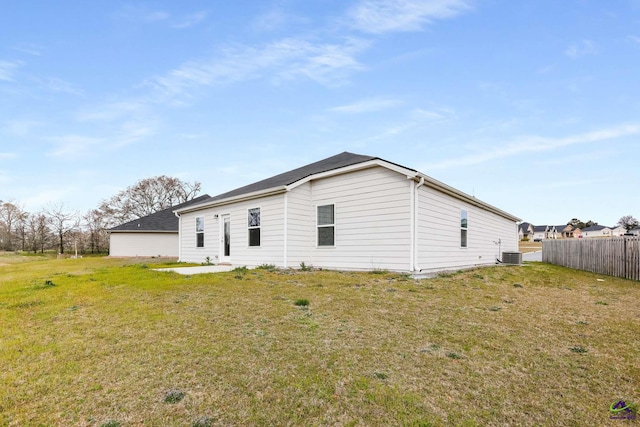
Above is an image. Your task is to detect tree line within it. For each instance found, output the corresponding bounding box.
[0,176,201,255]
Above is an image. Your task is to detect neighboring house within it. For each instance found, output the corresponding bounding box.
[532,225,548,241]
[518,222,534,240]
[109,195,210,257]
[174,152,520,273]
[581,225,612,238]
[549,224,575,239]
[610,226,626,236]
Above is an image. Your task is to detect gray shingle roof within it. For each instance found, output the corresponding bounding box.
[202,152,381,204]
[109,194,211,232]
[174,151,519,222]
[581,225,609,232]
[519,222,532,232]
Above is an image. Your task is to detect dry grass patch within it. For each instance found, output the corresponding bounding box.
[1,254,638,426]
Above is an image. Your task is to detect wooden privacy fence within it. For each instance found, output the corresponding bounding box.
[542,237,640,281]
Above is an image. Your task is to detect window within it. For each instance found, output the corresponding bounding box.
[317,204,335,246]
[248,207,260,247]
[460,210,468,248]
[196,217,204,248]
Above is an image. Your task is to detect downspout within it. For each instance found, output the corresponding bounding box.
[174,211,182,262]
[283,191,288,268]
[409,179,415,272]
[414,177,425,271]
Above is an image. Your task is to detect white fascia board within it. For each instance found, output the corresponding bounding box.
[415,173,521,222]
[286,159,417,191]
[108,230,178,234]
[174,186,287,214]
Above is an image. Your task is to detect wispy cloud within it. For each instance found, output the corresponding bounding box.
[427,123,640,170]
[33,77,83,95]
[0,152,18,160]
[76,101,147,122]
[145,37,369,98]
[110,120,157,148]
[628,35,640,45]
[46,135,104,158]
[114,5,207,28]
[252,9,291,32]
[329,97,403,113]
[565,39,598,59]
[533,178,608,190]
[348,0,472,34]
[115,6,170,23]
[4,119,42,136]
[145,11,170,22]
[11,43,44,56]
[251,8,309,33]
[171,11,208,29]
[0,60,23,81]
[357,106,455,143]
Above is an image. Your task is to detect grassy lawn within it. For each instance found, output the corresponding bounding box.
[1,254,638,426]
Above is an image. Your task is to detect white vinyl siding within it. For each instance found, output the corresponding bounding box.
[109,232,178,257]
[301,166,411,271]
[286,182,313,267]
[416,185,518,272]
[179,194,284,265]
[179,210,219,263]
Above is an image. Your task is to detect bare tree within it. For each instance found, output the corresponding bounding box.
[0,201,24,251]
[27,212,50,253]
[83,209,110,254]
[98,175,201,224]
[45,203,79,254]
[617,215,639,232]
[15,209,29,251]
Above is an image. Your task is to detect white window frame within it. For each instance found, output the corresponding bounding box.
[460,209,468,248]
[248,207,261,247]
[316,203,335,247]
[196,216,204,248]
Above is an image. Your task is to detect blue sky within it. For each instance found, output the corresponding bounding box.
[1,0,639,227]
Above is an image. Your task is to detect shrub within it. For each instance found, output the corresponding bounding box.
[232,266,249,275]
[256,264,277,271]
[164,389,186,403]
[373,371,388,380]
[569,346,588,354]
[192,417,215,427]
[300,262,312,271]
[294,299,310,307]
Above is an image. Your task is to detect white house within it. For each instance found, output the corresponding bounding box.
[610,226,626,236]
[108,195,210,257]
[580,225,612,238]
[174,152,520,273]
